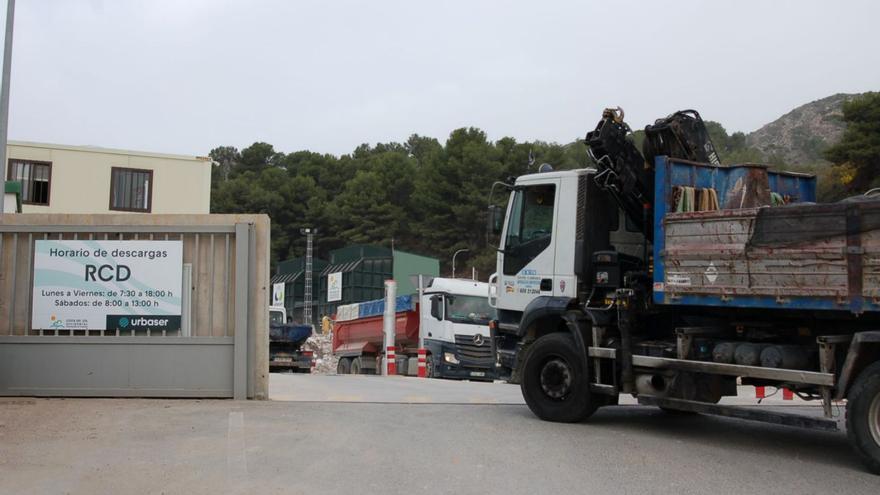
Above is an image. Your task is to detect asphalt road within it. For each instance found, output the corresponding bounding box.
[1,378,877,494]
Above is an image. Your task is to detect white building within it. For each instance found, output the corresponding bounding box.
[6,141,212,214]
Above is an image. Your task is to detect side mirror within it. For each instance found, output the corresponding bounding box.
[487,205,504,236]
[430,295,443,320]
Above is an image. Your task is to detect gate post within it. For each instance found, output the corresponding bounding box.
[233,222,251,400]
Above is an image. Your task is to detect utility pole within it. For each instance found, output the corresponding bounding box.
[0,0,16,214]
[300,228,316,326]
[382,279,396,376]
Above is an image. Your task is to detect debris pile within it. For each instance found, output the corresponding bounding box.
[303,332,337,374]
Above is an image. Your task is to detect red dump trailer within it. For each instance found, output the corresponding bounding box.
[332,295,420,374]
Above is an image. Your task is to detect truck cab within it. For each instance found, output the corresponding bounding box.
[270,305,287,325]
[421,278,497,380]
[489,168,643,378]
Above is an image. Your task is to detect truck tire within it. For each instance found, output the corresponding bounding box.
[520,332,599,423]
[846,360,880,474]
[337,358,351,375]
[351,357,362,375]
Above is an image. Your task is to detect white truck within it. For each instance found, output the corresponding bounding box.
[486,107,880,473]
[421,277,497,380]
[333,277,497,380]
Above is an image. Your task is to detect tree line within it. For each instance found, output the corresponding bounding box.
[210,92,879,277]
[210,129,590,276]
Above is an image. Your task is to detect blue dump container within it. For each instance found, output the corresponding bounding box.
[650,156,880,314]
[269,323,312,346]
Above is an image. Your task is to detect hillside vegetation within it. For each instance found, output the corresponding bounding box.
[210,92,879,275]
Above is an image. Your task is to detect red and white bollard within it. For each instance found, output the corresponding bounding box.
[387,346,397,375]
[417,348,427,378]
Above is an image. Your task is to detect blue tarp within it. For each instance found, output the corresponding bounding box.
[357,294,417,319]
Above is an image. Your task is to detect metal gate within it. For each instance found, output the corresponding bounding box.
[0,214,270,399]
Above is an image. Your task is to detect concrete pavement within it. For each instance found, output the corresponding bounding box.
[1,397,877,495]
[269,373,525,403]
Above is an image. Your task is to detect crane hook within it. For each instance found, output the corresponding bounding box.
[602,106,625,124]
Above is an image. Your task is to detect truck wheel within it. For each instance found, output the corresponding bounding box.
[846,361,880,474]
[351,357,362,375]
[337,358,351,375]
[520,332,599,423]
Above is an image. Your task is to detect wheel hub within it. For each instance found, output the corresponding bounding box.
[540,358,572,400]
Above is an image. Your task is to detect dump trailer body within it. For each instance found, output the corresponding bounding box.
[332,295,420,357]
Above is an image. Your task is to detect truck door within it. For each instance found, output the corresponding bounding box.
[496,180,559,312]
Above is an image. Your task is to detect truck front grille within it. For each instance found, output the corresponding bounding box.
[454,334,494,364]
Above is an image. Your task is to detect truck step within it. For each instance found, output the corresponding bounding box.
[590,383,618,395]
[636,396,839,432]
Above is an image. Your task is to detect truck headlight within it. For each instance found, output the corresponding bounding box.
[444,352,459,364]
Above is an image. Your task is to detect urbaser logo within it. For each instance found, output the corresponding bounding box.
[107,315,181,331]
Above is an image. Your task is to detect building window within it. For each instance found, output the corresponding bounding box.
[110,167,153,212]
[7,160,51,205]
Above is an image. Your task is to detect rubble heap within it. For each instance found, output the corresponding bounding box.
[303,332,337,374]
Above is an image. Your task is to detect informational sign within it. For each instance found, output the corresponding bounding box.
[31,240,183,331]
[272,282,285,306]
[327,271,342,302]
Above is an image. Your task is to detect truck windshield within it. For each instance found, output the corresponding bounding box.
[270,310,284,325]
[444,295,497,325]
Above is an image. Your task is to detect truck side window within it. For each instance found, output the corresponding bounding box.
[503,184,556,275]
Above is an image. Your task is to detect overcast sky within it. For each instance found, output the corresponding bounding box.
[4,0,879,157]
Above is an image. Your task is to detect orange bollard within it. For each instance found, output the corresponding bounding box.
[387,346,397,375]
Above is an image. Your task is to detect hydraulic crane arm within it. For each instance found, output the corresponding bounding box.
[585,107,655,243]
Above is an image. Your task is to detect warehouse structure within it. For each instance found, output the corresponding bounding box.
[271,244,439,325]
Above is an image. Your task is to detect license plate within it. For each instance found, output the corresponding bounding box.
[470,371,486,377]
[274,357,292,363]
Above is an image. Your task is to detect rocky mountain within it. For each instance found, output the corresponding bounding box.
[745,93,860,165]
